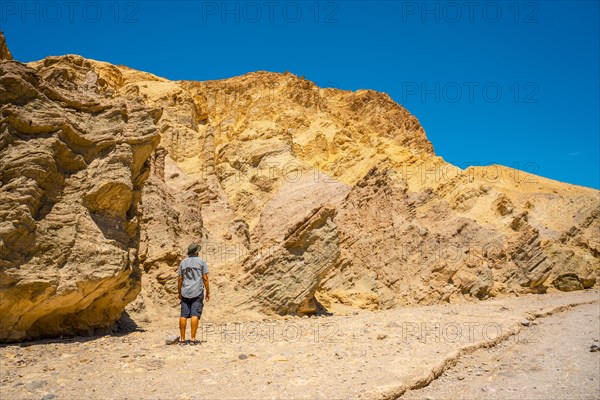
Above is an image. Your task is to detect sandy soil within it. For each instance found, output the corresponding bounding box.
[0,290,598,400]
[401,302,600,400]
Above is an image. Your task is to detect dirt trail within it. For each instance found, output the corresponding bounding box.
[401,302,600,400]
[0,290,598,400]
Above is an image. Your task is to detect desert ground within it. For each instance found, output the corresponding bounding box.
[1,289,598,400]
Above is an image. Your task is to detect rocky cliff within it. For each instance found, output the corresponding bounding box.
[0,40,161,341]
[1,33,598,340]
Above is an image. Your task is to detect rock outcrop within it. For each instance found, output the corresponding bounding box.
[1,31,598,340]
[238,205,339,315]
[0,55,160,341]
[0,32,12,61]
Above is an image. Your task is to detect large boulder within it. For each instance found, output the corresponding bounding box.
[238,205,340,315]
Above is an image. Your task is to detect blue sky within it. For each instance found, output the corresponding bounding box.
[2,0,598,189]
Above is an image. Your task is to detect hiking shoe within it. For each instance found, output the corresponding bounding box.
[179,340,189,346]
[190,339,201,346]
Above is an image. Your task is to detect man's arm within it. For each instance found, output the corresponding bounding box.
[202,273,210,301]
[177,275,183,300]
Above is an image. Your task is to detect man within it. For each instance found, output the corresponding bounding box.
[177,243,210,345]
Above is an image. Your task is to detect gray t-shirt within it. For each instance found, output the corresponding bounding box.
[178,256,208,299]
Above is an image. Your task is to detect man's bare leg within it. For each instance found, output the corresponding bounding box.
[179,317,187,341]
[190,316,199,341]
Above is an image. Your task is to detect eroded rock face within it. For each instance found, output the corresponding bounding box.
[136,148,207,320]
[0,60,160,341]
[316,165,598,308]
[48,57,597,320]
[238,205,339,315]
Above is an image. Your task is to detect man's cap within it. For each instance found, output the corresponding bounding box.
[188,243,200,255]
